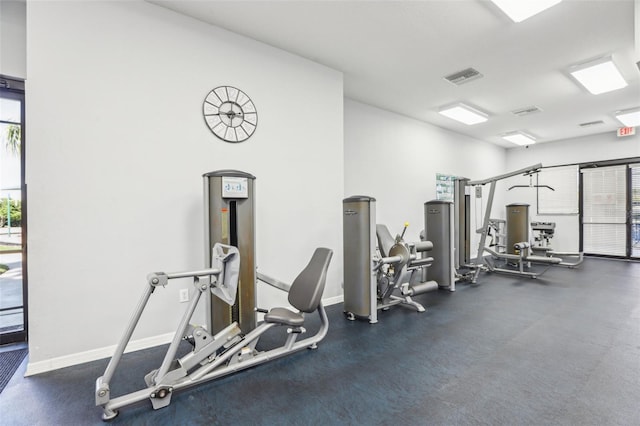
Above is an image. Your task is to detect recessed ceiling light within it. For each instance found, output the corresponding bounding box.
[438,103,488,125]
[502,131,536,146]
[615,107,640,127]
[569,56,628,95]
[490,0,562,22]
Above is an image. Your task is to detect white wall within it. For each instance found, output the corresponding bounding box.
[507,131,639,169]
[344,99,507,257]
[26,1,343,373]
[0,0,26,79]
[504,131,640,252]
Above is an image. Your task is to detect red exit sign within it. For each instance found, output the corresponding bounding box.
[617,127,635,137]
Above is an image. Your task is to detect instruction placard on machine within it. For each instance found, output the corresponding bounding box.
[222,177,249,198]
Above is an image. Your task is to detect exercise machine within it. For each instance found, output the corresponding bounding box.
[454,164,555,281]
[454,165,585,281]
[95,170,333,419]
[95,245,333,420]
[487,218,506,253]
[506,203,529,255]
[451,177,486,281]
[531,221,555,248]
[423,200,455,291]
[342,196,440,323]
[469,165,543,282]
[531,221,584,267]
[483,203,562,278]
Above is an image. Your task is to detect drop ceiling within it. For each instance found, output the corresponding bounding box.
[148,0,640,148]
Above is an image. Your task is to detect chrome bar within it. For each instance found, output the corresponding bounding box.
[257,272,291,292]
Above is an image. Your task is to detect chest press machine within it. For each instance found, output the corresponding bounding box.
[95,171,333,420]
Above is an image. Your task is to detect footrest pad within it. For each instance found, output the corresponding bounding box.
[525,255,562,264]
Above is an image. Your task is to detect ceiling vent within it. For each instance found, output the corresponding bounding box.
[511,106,542,116]
[444,68,483,85]
[579,120,605,127]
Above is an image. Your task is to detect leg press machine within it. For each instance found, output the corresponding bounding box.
[95,244,332,420]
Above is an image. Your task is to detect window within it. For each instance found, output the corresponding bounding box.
[581,165,627,256]
[536,165,579,214]
[436,173,457,201]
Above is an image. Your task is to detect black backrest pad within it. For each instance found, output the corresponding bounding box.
[288,248,333,313]
[376,224,395,258]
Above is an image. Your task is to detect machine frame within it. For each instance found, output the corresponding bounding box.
[95,245,332,421]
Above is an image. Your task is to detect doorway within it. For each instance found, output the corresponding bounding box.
[0,76,26,345]
[581,161,640,260]
[631,164,640,258]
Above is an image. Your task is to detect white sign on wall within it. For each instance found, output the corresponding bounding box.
[436,173,457,201]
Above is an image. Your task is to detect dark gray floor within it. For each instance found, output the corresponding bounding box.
[1,257,639,425]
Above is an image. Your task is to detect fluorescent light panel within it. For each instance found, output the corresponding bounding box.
[439,103,488,125]
[502,131,536,146]
[569,57,627,95]
[615,107,640,127]
[490,0,562,22]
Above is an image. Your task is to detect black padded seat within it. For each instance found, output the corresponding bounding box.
[264,307,304,327]
[263,248,333,327]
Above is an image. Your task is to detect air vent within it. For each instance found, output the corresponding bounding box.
[579,120,605,127]
[511,106,542,116]
[444,67,483,85]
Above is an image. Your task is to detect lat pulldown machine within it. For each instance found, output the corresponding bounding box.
[95,171,333,420]
[455,164,582,281]
[467,164,543,282]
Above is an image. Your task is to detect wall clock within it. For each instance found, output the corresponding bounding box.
[203,86,258,143]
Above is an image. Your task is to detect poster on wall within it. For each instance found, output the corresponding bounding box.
[436,173,457,201]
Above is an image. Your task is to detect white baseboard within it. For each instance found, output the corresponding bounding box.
[323,294,343,306]
[25,331,175,377]
[24,295,344,376]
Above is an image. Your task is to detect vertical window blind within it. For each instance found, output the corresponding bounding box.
[582,165,627,256]
[631,164,640,258]
[537,165,579,214]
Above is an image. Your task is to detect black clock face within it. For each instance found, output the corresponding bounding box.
[203,86,257,143]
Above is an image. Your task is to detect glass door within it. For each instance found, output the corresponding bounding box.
[581,162,640,260]
[631,164,640,259]
[0,77,26,344]
[581,165,627,257]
